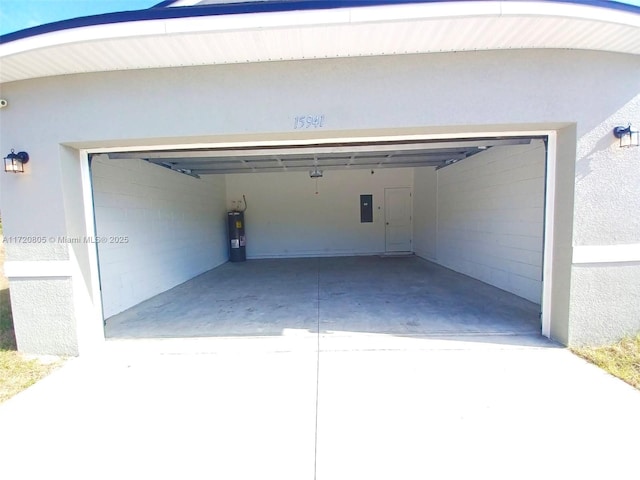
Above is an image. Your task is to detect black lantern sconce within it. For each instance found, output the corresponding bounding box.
[4,149,29,173]
[613,124,639,148]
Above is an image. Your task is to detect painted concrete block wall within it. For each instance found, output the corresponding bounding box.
[434,142,546,304]
[225,168,413,258]
[92,157,227,318]
[412,167,438,261]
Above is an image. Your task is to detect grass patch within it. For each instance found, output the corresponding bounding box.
[572,335,640,390]
[0,220,63,403]
[0,287,15,350]
[0,218,15,351]
[0,351,61,403]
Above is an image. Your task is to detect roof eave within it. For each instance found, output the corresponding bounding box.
[1,1,639,84]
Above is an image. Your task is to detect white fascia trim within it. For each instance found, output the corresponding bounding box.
[4,260,74,278]
[168,0,202,6]
[168,0,254,6]
[350,0,501,22]
[573,244,640,264]
[162,7,350,33]
[2,1,639,57]
[0,20,167,57]
[500,1,640,27]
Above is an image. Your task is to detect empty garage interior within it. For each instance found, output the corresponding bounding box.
[90,136,547,340]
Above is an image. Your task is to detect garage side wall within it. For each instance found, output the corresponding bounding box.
[92,157,227,318]
[431,142,546,304]
[225,168,413,258]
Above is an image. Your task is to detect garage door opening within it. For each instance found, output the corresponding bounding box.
[88,134,550,344]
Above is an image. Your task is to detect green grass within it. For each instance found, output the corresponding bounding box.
[0,218,17,352]
[572,335,640,391]
[0,219,62,403]
[0,287,14,350]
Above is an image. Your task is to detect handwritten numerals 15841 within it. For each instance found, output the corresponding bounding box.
[294,115,325,129]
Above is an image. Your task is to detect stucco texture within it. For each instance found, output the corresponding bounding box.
[9,277,78,355]
[569,263,640,346]
[574,94,640,245]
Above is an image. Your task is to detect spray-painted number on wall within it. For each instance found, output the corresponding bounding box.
[294,115,325,129]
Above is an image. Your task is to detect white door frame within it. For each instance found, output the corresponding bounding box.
[78,149,107,351]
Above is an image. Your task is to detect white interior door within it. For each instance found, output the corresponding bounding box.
[384,187,412,252]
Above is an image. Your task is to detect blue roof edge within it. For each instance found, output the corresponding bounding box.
[1,0,639,45]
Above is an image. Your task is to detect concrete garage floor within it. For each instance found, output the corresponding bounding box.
[105,256,542,342]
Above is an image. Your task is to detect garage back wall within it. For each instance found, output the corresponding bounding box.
[225,168,413,258]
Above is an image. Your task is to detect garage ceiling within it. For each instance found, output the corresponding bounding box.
[106,138,533,176]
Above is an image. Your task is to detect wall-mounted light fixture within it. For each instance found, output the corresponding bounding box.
[613,124,639,148]
[4,149,29,173]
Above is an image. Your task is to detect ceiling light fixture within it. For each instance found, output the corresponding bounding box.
[309,168,323,178]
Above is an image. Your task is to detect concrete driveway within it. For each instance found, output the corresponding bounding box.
[1,335,639,479]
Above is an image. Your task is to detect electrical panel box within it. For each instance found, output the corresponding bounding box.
[360,194,373,223]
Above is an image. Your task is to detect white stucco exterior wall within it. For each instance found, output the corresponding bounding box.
[570,264,640,345]
[92,156,227,318]
[225,168,413,258]
[574,101,640,245]
[8,277,78,355]
[0,48,638,352]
